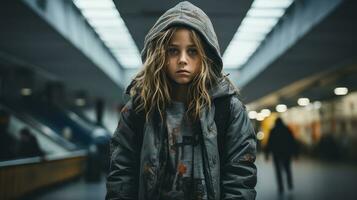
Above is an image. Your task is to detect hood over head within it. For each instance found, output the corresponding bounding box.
[141,1,223,75]
[128,2,237,99]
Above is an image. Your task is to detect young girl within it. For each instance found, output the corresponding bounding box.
[106,2,257,200]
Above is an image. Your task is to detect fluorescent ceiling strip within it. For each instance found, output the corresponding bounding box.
[241,17,279,30]
[88,18,125,27]
[96,29,129,38]
[110,49,134,54]
[238,23,273,34]
[235,32,266,41]
[73,0,141,69]
[107,42,135,49]
[252,0,293,9]
[223,0,293,69]
[102,38,128,45]
[74,0,115,9]
[247,8,285,18]
[82,9,119,18]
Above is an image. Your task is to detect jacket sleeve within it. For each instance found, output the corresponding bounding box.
[221,96,257,200]
[106,100,142,200]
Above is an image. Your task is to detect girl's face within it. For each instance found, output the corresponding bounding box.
[165,28,201,85]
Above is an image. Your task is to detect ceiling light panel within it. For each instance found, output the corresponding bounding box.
[248,8,285,18]
[73,0,141,69]
[242,17,279,28]
[82,9,119,19]
[276,104,287,113]
[334,87,348,96]
[252,0,294,9]
[297,97,310,106]
[223,0,294,69]
[235,32,266,41]
[74,0,115,9]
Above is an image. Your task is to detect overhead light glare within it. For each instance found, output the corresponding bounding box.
[21,88,32,96]
[257,131,265,140]
[74,0,115,9]
[256,113,266,121]
[248,111,258,119]
[82,9,119,19]
[248,8,285,18]
[238,23,273,34]
[75,98,86,106]
[252,0,294,9]
[73,0,141,69]
[261,109,271,117]
[223,0,294,69]
[242,17,279,28]
[276,104,287,113]
[313,101,322,109]
[297,98,310,106]
[334,87,348,96]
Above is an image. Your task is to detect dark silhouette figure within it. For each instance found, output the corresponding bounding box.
[0,109,17,161]
[17,128,44,158]
[265,117,299,194]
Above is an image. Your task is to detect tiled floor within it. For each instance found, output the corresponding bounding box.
[31,153,357,200]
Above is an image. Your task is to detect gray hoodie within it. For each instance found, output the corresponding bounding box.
[142,1,223,75]
[107,2,257,200]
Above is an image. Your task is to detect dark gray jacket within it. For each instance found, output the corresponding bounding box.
[106,1,257,200]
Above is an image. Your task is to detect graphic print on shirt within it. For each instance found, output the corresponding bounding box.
[161,101,208,200]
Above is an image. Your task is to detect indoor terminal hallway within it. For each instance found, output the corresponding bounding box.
[30,154,357,200]
[2,0,357,200]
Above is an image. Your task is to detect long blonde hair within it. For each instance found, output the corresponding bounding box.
[130,26,220,121]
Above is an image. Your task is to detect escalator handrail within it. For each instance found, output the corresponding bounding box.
[0,104,77,150]
[0,150,88,168]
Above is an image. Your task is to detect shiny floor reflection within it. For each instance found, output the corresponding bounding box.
[256,153,357,200]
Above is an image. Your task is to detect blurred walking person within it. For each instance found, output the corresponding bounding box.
[265,117,299,194]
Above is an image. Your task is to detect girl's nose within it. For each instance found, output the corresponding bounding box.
[178,52,188,65]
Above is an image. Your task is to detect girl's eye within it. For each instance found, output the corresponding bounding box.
[188,48,198,56]
[167,48,179,56]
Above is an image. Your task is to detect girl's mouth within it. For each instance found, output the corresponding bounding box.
[176,70,190,74]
